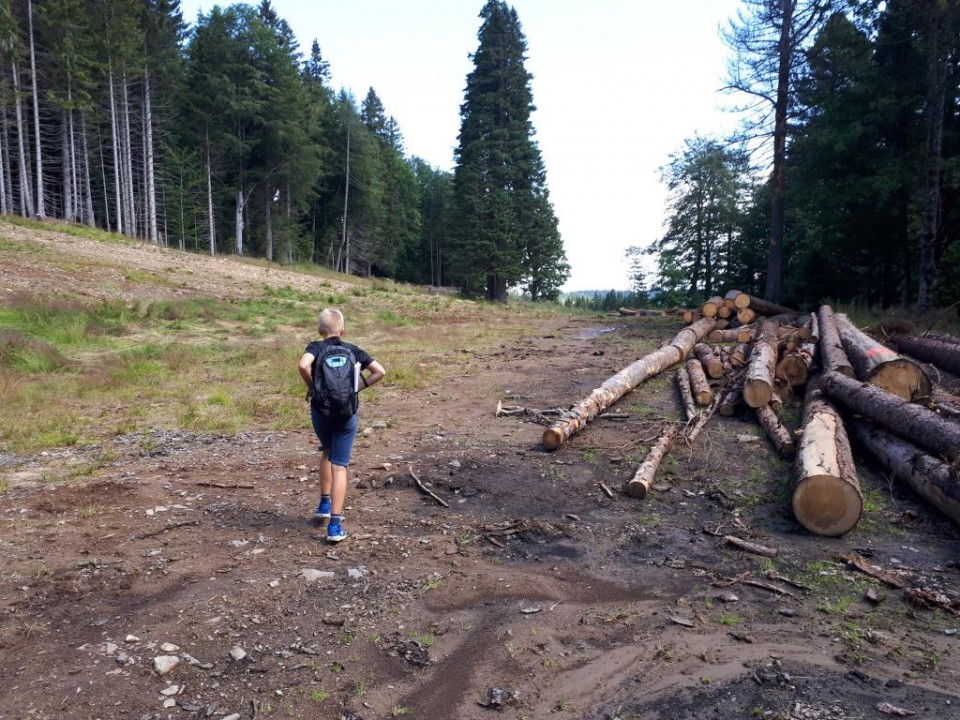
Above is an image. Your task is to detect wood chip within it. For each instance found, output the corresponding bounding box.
[669,616,695,627]
[598,482,614,499]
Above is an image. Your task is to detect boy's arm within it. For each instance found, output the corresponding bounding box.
[298,353,315,388]
[360,360,386,390]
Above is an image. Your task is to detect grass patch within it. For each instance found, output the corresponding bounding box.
[2,216,136,245]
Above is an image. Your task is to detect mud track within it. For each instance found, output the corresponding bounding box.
[1,227,958,719]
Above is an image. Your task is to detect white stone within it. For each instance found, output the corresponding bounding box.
[160,685,180,696]
[153,655,180,676]
[159,642,179,653]
[230,540,249,548]
[163,698,177,708]
[223,715,241,720]
[268,580,280,588]
[103,642,119,655]
[300,569,335,582]
[228,646,247,662]
[125,634,140,643]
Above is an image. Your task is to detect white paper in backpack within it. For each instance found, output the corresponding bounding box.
[354,362,361,392]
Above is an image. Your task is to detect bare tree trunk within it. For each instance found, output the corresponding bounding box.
[0,105,7,215]
[121,75,136,237]
[265,185,273,261]
[341,124,350,273]
[27,0,44,218]
[1,107,11,214]
[108,63,124,234]
[205,129,215,256]
[235,185,246,255]
[13,61,34,217]
[62,110,74,221]
[144,69,158,243]
[918,3,946,312]
[80,113,95,226]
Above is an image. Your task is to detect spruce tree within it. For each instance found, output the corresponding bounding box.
[451,0,567,301]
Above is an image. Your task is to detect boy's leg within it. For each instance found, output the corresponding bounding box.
[330,463,348,515]
[325,415,357,543]
[311,407,333,519]
[319,451,333,497]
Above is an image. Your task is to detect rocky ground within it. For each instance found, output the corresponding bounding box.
[1,224,958,720]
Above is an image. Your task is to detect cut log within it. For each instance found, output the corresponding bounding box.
[744,319,779,408]
[756,404,796,459]
[742,295,796,317]
[707,326,755,344]
[693,343,723,379]
[817,305,854,378]
[808,312,820,345]
[626,424,679,499]
[834,314,931,401]
[682,309,702,324]
[701,296,725,318]
[793,375,862,537]
[730,342,752,368]
[675,366,697,421]
[717,304,733,319]
[891,335,960,378]
[775,342,817,388]
[719,346,733,376]
[686,358,713,406]
[848,419,960,527]
[543,317,717,450]
[821,371,960,462]
[923,331,960,346]
[618,307,664,317]
[719,373,745,416]
[725,289,748,309]
[736,307,757,325]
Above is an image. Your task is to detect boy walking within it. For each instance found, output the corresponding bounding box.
[298,309,385,543]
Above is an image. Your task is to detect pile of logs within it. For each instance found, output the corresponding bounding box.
[540,290,960,536]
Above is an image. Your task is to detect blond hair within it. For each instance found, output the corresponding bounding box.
[317,308,344,337]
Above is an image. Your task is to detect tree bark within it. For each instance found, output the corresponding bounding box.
[265,186,274,261]
[817,305,853,377]
[744,319,779,408]
[626,424,679,499]
[144,69,159,244]
[743,294,795,316]
[891,335,960,378]
[12,61,34,217]
[821,371,960,462]
[121,74,136,237]
[543,317,717,450]
[848,419,960,528]
[27,0,44,218]
[80,113,95,226]
[923,331,960,346]
[1,107,11,214]
[205,129,216,256]
[730,342,751,368]
[793,375,862,537]
[62,110,73,221]
[834,313,931,401]
[686,358,713,406]
[676,366,697,421]
[693,343,723,379]
[719,373,745,417]
[108,63,124,234]
[682,309,703,324]
[756,404,796,459]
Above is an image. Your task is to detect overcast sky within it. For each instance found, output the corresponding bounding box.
[182,0,745,291]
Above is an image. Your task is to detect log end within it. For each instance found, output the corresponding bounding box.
[625,479,649,499]
[792,475,863,537]
[695,390,713,406]
[867,359,933,402]
[743,379,772,409]
[542,428,563,452]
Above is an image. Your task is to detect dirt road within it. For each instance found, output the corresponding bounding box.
[1,225,958,720]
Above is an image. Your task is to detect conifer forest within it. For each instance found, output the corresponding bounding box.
[1,0,960,309]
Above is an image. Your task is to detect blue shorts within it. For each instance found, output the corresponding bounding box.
[310,408,358,467]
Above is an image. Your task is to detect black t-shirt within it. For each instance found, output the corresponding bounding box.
[304,337,374,375]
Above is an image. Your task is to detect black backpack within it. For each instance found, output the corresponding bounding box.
[311,342,359,422]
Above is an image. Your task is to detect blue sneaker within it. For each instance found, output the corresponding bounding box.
[326,522,347,543]
[314,497,331,520]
